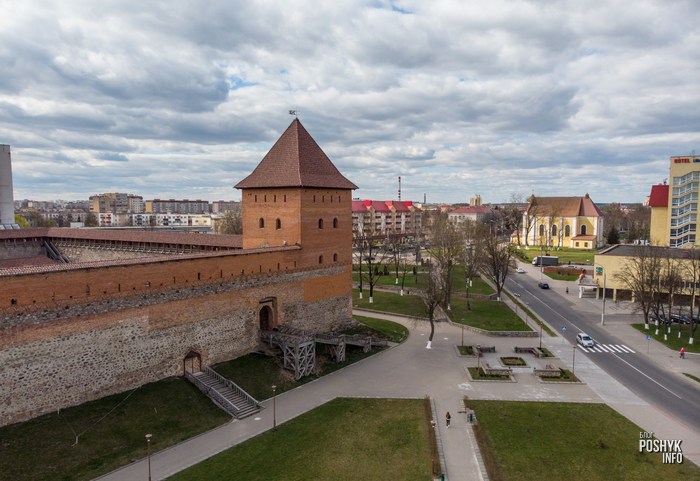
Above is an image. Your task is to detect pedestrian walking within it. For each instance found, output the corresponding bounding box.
[680,347,685,359]
[446,411,451,428]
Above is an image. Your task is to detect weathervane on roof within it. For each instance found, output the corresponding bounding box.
[289,110,298,118]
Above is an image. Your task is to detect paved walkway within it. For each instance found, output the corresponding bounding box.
[96,272,700,480]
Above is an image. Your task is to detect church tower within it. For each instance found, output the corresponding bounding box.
[235,119,357,268]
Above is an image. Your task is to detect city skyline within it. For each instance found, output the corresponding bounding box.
[1,1,698,204]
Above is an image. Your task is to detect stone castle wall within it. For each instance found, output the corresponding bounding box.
[0,264,352,427]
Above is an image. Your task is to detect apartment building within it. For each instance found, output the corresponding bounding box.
[351,199,421,238]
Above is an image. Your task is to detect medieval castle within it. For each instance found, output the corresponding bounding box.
[0,119,357,427]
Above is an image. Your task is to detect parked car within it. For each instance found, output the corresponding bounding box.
[538,282,549,289]
[516,267,526,273]
[576,333,595,348]
[649,313,670,324]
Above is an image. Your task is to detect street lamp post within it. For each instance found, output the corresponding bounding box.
[271,384,277,431]
[461,319,464,347]
[594,264,606,325]
[539,319,543,350]
[572,345,577,378]
[145,433,152,481]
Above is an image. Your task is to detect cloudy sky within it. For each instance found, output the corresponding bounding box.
[2,0,699,204]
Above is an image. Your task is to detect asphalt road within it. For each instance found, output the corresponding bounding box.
[506,274,700,431]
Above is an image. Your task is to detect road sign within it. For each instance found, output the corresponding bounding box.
[646,335,652,340]
[595,266,603,275]
[562,326,567,332]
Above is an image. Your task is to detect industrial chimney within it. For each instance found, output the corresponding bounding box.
[0,145,18,228]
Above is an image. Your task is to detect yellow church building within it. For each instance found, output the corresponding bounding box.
[517,194,605,249]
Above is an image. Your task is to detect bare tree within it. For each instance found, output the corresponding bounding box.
[462,220,486,310]
[419,261,447,349]
[658,254,683,335]
[429,212,464,311]
[216,207,243,235]
[614,245,663,329]
[482,230,512,301]
[353,237,390,303]
[522,195,540,247]
[685,248,700,345]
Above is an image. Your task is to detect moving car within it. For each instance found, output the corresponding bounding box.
[516,267,526,273]
[576,333,595,348]
[538,282,549,289]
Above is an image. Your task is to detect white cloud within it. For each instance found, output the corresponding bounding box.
[1,0,698,204]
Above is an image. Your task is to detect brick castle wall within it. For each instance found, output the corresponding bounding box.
[0,264,352,427]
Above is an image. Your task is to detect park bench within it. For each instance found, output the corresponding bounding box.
[483,362,512,376]
[475,345,496,355]
[533,364,562,378]
[514,346,544,357]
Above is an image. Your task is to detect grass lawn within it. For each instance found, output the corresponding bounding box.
[631,323,699,354]
[539,369,580,382]
[167,398,434,481]
[500,356,526,366]
[504,290,556,336]
[458,345,474,355]
[215,315,407,400]
[449,296,532,332]
[545,272,580,281]
[465,400,700,481]
[683,373,700,384]
[516,247,598,265]
[353,265,495,296]
[353,288,425,317]
[0,378,230,481]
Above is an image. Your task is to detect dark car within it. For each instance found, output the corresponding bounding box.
[538,282,549,289]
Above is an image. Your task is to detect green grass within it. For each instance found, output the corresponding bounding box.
[516,246,599,265]
[631,323,699,354]
[464,400,699,481]
[539,368,580,382]
[353,288,425,317]
[348,315,409,343]
[467,367,511,380]
[500,356,526,366]
[215,316,406,400]
[449,296,532,332]
[458,345,474,355]
[545,272,580,281]
[683,373,700,384]
[0,378,230,481]
[167,398,434,481]
[353,265,495,296]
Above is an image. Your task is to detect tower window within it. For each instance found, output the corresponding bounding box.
[333,218,338,228]
[318,218,324,229]
[259,218,265,228]
[319,255,324,264]
[581,225,587,235]
[276,218,281,230]
[333,253,338,262]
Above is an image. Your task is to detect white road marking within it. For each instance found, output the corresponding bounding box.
[612,353,682,399]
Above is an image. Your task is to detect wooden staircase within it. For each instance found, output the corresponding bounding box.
[185,367,261,419]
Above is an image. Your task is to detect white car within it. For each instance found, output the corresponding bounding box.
[576,333,595,348]
[516,267,526,273]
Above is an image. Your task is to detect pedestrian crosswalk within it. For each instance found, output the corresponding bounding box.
[579,343,635,354]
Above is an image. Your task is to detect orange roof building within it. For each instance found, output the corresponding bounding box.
[517,194,605,249]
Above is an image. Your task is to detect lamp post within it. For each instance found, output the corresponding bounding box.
[539,318,543,350]
[461,319,464,347]
[271,384,277,431]
[572,345,577,378]
[539,246,544,282]
[145,433,152,481]
[594,263,606,325]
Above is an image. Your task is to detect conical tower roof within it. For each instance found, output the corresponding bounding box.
[235,119,357,190]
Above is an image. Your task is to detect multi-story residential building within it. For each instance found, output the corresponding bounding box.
[517,194,605,249]
[351,199,421,239]
[90,193,143,215]
[211,201,240,213]
[447,205,491,224]
[647,155,700,247]
[145,199,211,215]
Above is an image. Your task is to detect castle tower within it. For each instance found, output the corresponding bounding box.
[0,145,17,228]
[235,119,357,267]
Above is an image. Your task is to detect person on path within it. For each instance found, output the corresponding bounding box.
[446,411,451,428]
[680,347,685,359]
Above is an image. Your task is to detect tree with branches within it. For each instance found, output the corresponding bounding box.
[482,230,512,301]
[419,260,447,349]
[353,237,390,303]
[216,207,243,235]
[462,220,486,310]
[429,212,464,311]
[614,245,663,329]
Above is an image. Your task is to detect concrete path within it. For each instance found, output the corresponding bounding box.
[96,285,700,480]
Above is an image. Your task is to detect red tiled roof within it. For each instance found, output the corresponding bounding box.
[648,184,669,207]
[371,201,392,213]
[449,205,490,215]
[235,119,357,190]
[528,195,603,217]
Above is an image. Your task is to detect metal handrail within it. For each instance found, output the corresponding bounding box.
[204,367,261,409]
[184,371,240,415]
